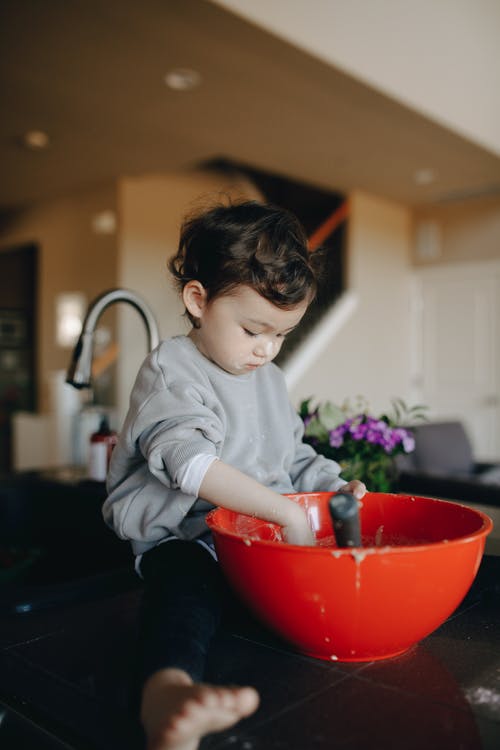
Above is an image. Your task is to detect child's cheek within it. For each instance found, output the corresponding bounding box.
[229,345,248,371]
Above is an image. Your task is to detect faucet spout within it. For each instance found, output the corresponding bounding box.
[66,288,160,389]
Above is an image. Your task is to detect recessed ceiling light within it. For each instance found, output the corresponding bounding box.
[413,167,437,186]
[23,129,50,150]
[164,68,202,91]
[91,210,117,235]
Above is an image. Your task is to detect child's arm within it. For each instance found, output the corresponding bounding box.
[199,460,315,546]
[287,404,367,498]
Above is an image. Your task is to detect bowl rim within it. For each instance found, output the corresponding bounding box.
[205,491,494,555]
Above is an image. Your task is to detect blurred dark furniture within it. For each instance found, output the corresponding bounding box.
[0,471,135,614]
[396,421,500,507]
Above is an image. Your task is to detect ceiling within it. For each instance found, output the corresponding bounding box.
[1,0,500,212]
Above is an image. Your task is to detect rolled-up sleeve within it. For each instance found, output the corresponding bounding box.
[133,380,225,488]
[175,453,219,496]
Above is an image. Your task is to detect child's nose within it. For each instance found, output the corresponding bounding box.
[254,339,275,358]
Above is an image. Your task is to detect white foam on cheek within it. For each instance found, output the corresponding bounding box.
[264,340,275,356]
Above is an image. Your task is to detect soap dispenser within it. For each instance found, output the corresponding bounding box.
[88,415,117,481]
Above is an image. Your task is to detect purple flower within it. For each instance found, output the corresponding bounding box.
[351,423,367,440]
[303,401,417,459]
[398,428,415,453]
[329,425,346,448]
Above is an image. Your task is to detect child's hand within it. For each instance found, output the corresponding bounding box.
[282,521,315,547]
[281,505,316,547]
[341,480,367,499]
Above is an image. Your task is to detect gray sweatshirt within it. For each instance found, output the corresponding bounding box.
[104,335,345,555]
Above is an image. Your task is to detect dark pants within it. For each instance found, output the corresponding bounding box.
[137,539,236,685]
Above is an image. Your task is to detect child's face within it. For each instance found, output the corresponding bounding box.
[187,284,309,375]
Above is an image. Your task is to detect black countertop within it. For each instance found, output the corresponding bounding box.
[0,551,499,749]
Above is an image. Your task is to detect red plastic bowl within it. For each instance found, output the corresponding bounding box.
[206,492,492,662]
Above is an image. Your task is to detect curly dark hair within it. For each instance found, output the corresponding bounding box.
[169,200,321,325]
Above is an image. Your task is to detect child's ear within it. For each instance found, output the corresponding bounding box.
[183,280,207,319]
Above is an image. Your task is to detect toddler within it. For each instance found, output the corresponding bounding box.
[103,201,366,750]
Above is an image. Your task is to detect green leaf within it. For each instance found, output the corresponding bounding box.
[389,398,429,425]
[303,418,329,442]
[299,398,312,419]
[317,401,345,430]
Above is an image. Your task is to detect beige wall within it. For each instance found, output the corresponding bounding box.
[289,192,414,415]
[413,195,500,266]
[0,183,118,411]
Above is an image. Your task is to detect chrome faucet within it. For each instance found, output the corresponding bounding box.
[66,288,160,389]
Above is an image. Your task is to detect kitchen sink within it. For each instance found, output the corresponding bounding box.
[0,472,138,614]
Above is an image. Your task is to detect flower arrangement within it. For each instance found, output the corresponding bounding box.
[300,397,427,492]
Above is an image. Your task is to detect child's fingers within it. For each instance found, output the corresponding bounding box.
[343,480,367,498]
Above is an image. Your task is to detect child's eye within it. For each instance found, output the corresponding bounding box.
[243,328,258,337]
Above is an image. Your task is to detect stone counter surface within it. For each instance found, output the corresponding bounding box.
[0,551,499,749]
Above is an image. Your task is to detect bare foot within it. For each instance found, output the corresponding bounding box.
[141,668,259,750]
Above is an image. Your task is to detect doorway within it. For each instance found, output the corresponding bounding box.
[0,243,38,472]
[414,261,500,461]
